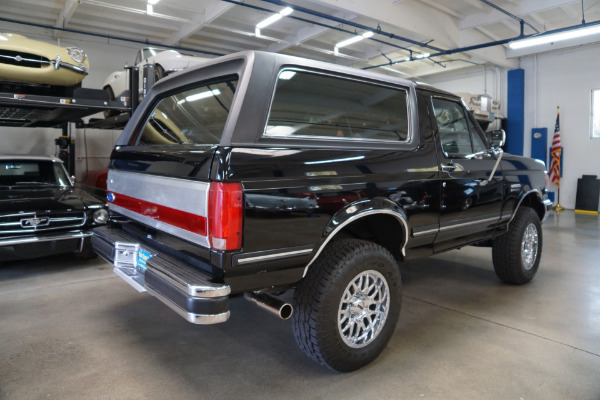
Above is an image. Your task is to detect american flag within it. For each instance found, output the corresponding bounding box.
[549,109,562,187]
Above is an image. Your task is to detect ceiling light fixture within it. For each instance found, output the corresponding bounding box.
[255,7,293,37]
[148,0,160,4]
[146,4,153,15]
[509,24,600,49]
[334,31,373,55]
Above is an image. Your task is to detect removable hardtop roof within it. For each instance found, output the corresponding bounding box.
[116,51,459,148]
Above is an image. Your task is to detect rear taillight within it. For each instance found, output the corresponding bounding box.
[208,182,243,251]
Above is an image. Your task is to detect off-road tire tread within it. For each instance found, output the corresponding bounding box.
[492,207,542,284]
[292,239,400,372]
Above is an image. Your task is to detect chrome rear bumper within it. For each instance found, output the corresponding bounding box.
[92,225,230,324]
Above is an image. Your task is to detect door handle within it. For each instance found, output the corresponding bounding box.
[441,163,457,173]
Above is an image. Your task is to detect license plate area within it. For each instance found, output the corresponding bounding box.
[113,241,154,293]
[114,242,140,269]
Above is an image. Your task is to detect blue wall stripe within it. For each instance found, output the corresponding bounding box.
[507,69,525,156]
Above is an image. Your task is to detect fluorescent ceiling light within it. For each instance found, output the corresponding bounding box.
[185,89,221,102]
[334,31,373,55]
[146,4,153,14]
[148,0,160,5]
[255,7,293,37]
[415,52,430,59]
[509,25,600,49]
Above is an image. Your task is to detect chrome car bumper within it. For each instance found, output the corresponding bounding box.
[52,54,88,75]
[542,198,553,223]
[92,225,230,325]
[0,231,91,246]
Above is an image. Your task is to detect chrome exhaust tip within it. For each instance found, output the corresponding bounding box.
[244,292,293,320]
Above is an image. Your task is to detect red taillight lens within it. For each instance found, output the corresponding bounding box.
[208,182,243,251]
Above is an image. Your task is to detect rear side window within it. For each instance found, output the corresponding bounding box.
[136,76,238,146]
[264,70,409,142]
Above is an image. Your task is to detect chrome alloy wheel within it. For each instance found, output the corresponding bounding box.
[521,223,539,270]
[338,270,390,348]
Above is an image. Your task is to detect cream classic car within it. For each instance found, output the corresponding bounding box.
[102,47,210,112]
[0,33,88,92]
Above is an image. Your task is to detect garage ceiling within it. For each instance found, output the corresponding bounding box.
[2,0,600,77]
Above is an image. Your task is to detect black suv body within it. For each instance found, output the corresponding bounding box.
[0,155,108,261]
[92,51,551,371]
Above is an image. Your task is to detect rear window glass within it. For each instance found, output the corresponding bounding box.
[136,76,238,146]
[264,70,409,142]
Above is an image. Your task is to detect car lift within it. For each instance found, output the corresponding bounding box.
[0,67,150,175]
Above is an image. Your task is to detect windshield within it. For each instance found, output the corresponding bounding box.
[136,75,238,146]
[0,160,71,187]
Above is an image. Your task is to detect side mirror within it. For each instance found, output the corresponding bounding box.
[486,129,506,148]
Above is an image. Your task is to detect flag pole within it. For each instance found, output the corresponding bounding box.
[554,106,565,212]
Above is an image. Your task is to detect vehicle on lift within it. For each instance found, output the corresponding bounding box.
[101,47,211,116]
[0,155,108,261]
[92,51,552,372]
[0,33,89,97]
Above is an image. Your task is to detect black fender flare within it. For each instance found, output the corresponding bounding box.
[509,189,551,225]
[301,197,408,278]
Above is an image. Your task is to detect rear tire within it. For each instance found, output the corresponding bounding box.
[492,207,542,284]
[103,86,118,118]
[154,65,165,82]
[292,239,401,372]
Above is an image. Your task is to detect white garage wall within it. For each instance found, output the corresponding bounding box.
[521,42,600,209]
[421,64,507,131]
[422,43,600,210]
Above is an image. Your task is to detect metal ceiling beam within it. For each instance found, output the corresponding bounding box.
[460,0,579,31]
[164,1,234,46]
[80,0,191,23]
[265,10,357,53]
[221,0,420,55]
[253,0,447,51]
[0,17,225,56]
[54,0,79,38]
[480,0,540,34]
[560,5,579,19]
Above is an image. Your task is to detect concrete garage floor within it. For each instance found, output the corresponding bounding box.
[1,210,599,400]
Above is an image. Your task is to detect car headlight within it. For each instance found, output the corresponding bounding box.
[93,209,109,224]
[67,47,87,63]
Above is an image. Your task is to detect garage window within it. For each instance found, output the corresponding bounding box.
[264,69,409,142]
[592,89,600,139]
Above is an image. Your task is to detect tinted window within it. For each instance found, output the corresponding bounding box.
[265,70,409,142]
[137,76,238,146]
[0,160,70,187]
[432,97,487,157]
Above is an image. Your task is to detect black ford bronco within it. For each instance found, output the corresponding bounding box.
[92,51,552,372]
